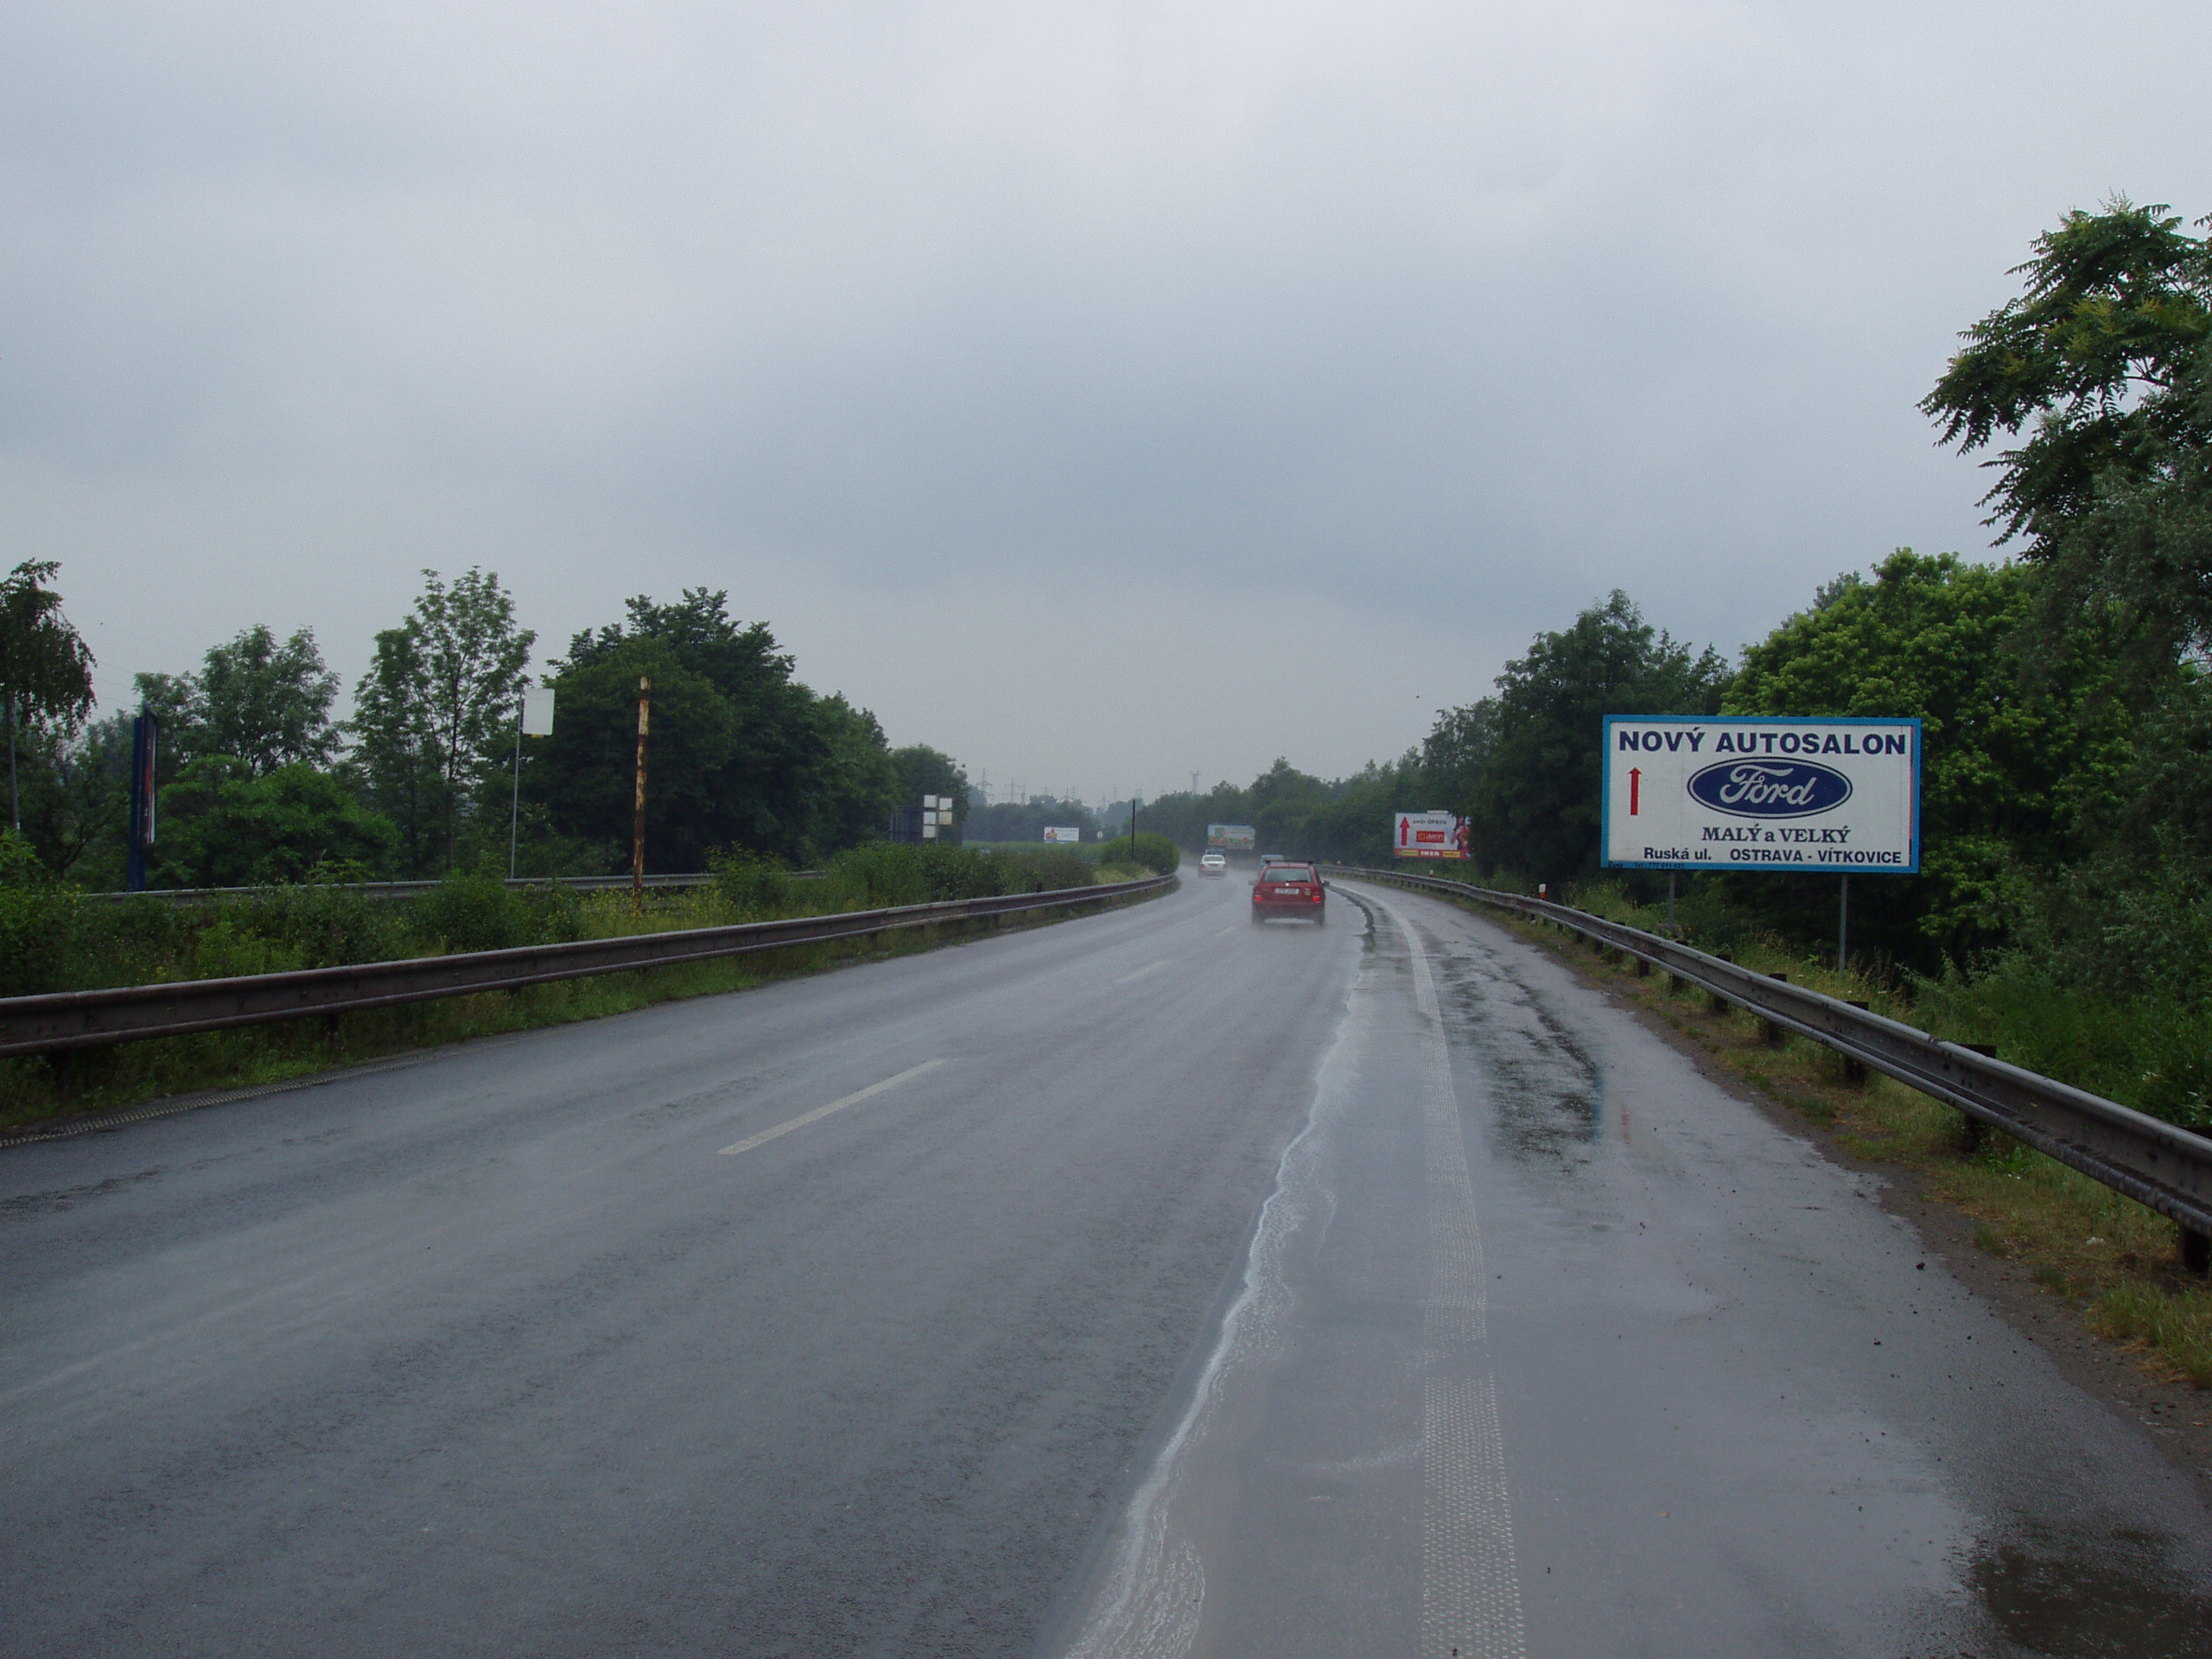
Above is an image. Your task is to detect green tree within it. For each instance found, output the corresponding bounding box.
[195,625,342,773]
[891,745,970,836]
[1470,592,1728,884]
[5,710,130,883]
[524,641,738,873]
[1923,200,2212,677]
[153,760,400,887]
[136,625,344,778]
[1725,550,2135,964]
[0,560,97,836]
[537,590,899,866]
[1923,198,2209,552]
[1421,699,1498,819]
[351,625,437,874]
[352,569,534,873]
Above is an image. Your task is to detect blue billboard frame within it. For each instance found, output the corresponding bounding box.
[1599,715,1922,874]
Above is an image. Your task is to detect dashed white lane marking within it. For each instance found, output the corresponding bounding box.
[1387,898,1529,1659]
[716,1059,945,1157]
[1115,960,1168,985]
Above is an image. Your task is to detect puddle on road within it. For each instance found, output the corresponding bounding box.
[0,1164,168,1216]
[1423,935,1602,1168]
[1962,1518,2212,1657]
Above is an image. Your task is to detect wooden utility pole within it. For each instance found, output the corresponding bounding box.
[632,677,651,912]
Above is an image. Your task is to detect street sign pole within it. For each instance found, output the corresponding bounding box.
[1839,874,1850,971]
[509,683,555,880]
[508,706,524,882]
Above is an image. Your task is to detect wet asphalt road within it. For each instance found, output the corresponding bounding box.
[4,872,2210,1656]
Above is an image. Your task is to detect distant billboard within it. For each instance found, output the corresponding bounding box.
[1207,823,1256,851]
[1601,715,1920,872]
[1042,826,1082,844]
[1393,811,1470,859]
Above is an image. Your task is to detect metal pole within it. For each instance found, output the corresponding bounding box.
[1838,873,1850,973]
[127,710,149,891]
[508,708,524,880]
[7,692,17,836]
[632,677,651,912]
[1668,871,1676,931]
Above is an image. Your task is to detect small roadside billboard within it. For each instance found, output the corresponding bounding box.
[1042,826,1082,843]
[1393,811,1470,859]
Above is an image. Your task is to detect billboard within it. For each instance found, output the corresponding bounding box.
[1042,826,1082,843]
[1601,715,1920,872]
[1207,823,1257,851]
[1393,810,1470,859]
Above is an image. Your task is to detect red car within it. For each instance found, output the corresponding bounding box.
[1251,862,1325,925]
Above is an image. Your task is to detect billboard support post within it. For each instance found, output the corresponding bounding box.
[1839,874,1850,971]
[632,677,651,913]
[126,709,159,893]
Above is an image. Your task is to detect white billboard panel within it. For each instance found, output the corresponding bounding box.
[1042,826,1082,843]
[1207,823,1256,851]
[1602,716,1921,872]
[1393,810,1469,859]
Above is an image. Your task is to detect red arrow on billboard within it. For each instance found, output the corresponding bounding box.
[1629,768,1642,815]
[1398,816,1411,846]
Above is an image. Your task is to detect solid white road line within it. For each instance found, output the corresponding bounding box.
[716,1059,947,1157]
[1113,960,1168,985]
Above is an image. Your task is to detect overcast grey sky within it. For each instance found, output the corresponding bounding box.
[4,1,2207,802]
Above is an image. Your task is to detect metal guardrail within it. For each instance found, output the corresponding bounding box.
[0,874,1174,1059]
[1326,865,2212,1271]
[82,872,824,905]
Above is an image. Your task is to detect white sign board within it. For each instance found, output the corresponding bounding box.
[1207,823,1256,851]
[1042,826,1082,843]
[520,683,555,737]
[1393,810,1469,859]
[1602,716,1920,872]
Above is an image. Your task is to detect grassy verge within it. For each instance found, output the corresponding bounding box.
[1411,880,2212,1390]
[1,848,1160,1133]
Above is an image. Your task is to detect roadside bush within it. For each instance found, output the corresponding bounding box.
[405,874,532,954]
[991,847,1095,893]
[828,843,1007,908]
[226,884,414,971]
[1092,832,1179,875]
[711,847,792,917]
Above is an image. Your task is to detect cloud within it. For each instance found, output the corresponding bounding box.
[3,0,2209,788]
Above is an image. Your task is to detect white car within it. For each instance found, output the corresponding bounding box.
[1199,851,1228,875]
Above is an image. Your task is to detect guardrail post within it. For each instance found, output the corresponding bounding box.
[1762,975,1788,1046]
[1708,956,1732,1015]
[2183,1227,2210,1277]
[1956,1043,1996,1151]
[1840,1003,1870,1084]
[1634,955,1650,977]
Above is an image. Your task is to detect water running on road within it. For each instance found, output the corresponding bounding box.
[1046,881,2212,1658]
[1049,890,1530,1659]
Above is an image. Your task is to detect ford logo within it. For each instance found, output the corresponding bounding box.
[1687,760,1853,819]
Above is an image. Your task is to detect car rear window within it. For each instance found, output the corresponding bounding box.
[1266,867,1315,882]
